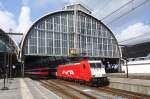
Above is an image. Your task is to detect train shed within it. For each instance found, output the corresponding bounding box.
[21,4,121,74]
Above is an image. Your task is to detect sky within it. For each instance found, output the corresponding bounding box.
[0,0,150,45]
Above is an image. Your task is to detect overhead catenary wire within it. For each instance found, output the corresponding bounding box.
[106,0,149,25]
[118,31,150,43]
[99,0,150,44]
[101,0,135,21]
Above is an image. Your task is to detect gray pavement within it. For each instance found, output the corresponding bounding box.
[0,78,22,99]
[0,78,61,99]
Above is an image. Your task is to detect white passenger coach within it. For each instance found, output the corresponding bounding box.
[122,59,150,73]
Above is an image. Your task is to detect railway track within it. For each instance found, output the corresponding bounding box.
[40,79,150,99]
[40,80,97,99]
[52,80,126,99]
[96,87,150,99]
[45,80,150,99]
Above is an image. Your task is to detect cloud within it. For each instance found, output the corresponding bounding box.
[0,10,17,32]
[15,6,32,44]
[16,6,32,34]
[116,22,150,45]
[0,5,32,34]
[0,1,32,44]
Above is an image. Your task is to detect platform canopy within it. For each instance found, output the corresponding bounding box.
[0,29,18,54]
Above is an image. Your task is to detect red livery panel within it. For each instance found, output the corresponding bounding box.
[57,60,92,82]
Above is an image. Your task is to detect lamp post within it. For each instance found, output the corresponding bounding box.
[1,52,9,90]
[126,58,128,78]
[12,65,16,79]
[22,60,24,77]
[120,45,129,78]
[123,45,128,78]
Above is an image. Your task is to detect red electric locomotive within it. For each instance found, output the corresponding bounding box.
[57,60,109,86]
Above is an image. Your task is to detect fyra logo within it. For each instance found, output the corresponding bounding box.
[62,70,74,75]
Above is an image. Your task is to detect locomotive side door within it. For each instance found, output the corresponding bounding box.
[81,62,91,82]
[79,62,86,81]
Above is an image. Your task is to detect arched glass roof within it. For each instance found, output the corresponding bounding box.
[22,5,120,59]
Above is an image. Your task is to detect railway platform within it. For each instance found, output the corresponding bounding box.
[108,76,150,96]
[107,73,150,80]
[0,78,61,99]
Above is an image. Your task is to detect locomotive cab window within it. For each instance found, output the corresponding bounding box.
[90,63,96,68]
[90,63,103,68]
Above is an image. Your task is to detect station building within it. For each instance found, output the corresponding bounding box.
[0,29,19,77]
[21,4,121,73]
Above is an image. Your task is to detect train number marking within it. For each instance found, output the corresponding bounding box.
[62,70,74,75]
